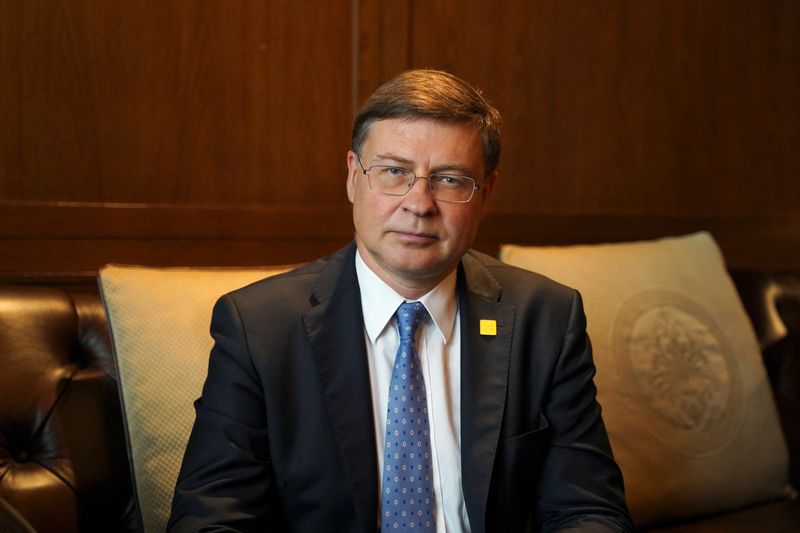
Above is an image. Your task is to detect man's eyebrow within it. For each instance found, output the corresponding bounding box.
[372,153,476,175]
[373,153,414,165]
[431,163,475,175]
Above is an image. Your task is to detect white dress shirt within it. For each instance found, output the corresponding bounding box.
[355,251,471,532]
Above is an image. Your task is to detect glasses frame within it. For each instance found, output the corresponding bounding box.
[356,155,481,204]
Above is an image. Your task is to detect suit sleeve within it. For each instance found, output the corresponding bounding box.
[168,294,286,532]
[537,290,634,533]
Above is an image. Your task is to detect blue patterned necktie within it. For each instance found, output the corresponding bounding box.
[381,301,435,532]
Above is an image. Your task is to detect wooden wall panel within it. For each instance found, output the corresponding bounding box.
[0,0,354,205]
[2,203,798,279]
[403,0,800,216]
[355,0,411,104]
[1,0,798,280]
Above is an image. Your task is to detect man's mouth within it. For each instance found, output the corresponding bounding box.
[392,230,438,242]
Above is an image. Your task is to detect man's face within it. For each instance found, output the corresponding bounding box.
[347,118,496,298]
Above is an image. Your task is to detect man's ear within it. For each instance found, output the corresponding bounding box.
[479,171,497,218]
[346,150,359,204]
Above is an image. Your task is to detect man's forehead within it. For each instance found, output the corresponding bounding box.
[362,118,483,166]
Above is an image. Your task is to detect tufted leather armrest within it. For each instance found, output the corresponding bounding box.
[0,494,36,533]
[0,285,136,532]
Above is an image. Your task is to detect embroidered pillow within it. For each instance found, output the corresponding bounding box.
[500,232,790,526]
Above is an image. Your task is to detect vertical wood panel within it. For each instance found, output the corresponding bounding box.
[0,1,354,205]
[355,0,411,105]
[403,0,800,216]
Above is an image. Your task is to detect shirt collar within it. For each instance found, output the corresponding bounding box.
[355,250,458,345]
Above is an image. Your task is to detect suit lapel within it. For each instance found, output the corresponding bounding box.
[302,243,378,533]
[459,253,515,533]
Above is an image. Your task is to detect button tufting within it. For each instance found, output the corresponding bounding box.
[13,449,29,463]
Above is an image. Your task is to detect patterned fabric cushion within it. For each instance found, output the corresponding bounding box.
[500,232,791,527]
[98,265,293,532]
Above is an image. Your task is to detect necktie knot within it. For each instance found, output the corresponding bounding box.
[396,301,427,342]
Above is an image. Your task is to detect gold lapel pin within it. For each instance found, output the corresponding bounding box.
[479,319,497,336]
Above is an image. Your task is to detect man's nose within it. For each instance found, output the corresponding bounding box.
[403,176,436,214]
[410,175,432,192]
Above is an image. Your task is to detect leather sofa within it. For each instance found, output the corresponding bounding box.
[0,270,798,532]
[0,285,137,532]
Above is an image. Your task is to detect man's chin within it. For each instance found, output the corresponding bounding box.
[390,257,454,282]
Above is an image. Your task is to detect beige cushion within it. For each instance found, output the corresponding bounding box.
[99,264,293,532]
[500,232,790,526]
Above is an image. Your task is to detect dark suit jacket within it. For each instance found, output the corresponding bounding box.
[168,243,632,532]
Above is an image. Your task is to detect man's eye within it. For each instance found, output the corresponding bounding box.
[434,175,469,188]
[377,167,409,177]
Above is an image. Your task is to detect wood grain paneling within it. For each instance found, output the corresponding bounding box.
[1,1,798,279]
[355,0,412,104]
[0,202,354,276]
[0,1,354,205]
[2,202,798,280]
[404,0,800,216]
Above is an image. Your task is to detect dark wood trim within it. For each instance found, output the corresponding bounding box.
[0,201,354,239]
[478,212,800,244]
[1,202,798,281]
[473,212,800,271]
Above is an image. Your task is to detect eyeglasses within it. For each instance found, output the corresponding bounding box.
[357,156,481,203]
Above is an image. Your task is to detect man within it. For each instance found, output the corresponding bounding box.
[169,70,632,532]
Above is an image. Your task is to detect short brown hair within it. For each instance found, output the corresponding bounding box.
[351,69,502,176]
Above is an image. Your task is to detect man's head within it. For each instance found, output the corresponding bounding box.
[346,70,502,299]
[351,69,502,177]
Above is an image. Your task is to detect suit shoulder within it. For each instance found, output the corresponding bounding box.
[218,254,334,319]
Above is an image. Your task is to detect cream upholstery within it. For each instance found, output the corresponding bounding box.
[99,265,293,532]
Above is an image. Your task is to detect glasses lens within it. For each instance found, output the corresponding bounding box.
[430,175,476,203]
[367,166,415,195]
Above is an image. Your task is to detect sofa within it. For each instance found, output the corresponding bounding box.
[0,285,137,532]
[1,241,799,531]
